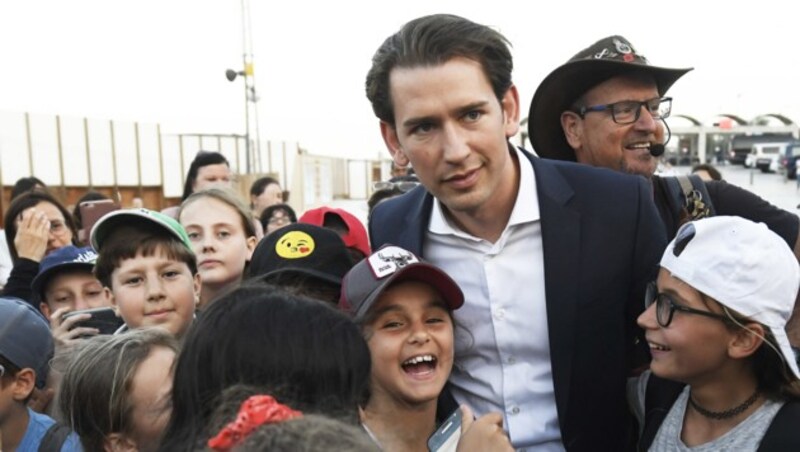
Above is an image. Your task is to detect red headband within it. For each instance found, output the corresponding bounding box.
[208,395,303,451]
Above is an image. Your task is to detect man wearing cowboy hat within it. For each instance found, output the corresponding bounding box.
[528,35,799,260]
[528,35,800,352]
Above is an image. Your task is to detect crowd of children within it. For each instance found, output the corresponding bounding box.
[1,146,799,451]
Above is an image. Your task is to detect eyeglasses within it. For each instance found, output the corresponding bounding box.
[577,97,672,125]
[372,181,419,193]
[644,281,731,328]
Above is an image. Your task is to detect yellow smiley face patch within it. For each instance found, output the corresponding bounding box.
[276,231,315,259]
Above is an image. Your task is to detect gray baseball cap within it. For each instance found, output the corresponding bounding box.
[0,297,54,388]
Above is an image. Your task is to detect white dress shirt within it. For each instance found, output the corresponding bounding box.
[425,147,565,450]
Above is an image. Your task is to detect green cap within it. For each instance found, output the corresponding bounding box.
[90,208,193,253]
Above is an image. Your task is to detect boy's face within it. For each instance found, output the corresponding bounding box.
[109,250,200,338]
[40,270,111,318]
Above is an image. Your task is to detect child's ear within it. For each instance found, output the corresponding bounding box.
[11,368,36,402]
[39,302,52,319]
[193,273,202,301]
[245,235,257,259]
[728,322,766,360]
[104,433,137,452]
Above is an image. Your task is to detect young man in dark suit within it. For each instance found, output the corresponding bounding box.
[365,14,666,451]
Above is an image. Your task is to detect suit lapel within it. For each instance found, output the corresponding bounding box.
[398,187,433,255]
[530,156,580,430]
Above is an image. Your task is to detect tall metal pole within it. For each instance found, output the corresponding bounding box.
[240,0,252,174]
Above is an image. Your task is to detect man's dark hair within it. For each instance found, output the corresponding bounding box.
[365,14,513,126]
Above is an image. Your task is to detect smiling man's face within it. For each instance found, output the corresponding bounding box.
[563,74,665,178]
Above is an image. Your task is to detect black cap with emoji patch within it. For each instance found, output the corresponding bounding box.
[249,223,356,286]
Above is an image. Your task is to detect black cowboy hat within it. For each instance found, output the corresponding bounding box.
[528,35,693,161]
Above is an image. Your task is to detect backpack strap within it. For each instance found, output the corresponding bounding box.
[638,375,685,451]
[38,422,73,452]
[757,399,800,451]
[664,174,715,223]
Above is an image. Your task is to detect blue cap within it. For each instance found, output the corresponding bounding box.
[0,297,54,388]
[32,245,98,301]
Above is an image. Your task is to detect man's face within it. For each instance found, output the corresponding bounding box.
[563,75,664,178]
[380,57,520,219]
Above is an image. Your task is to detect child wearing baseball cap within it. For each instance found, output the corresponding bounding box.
[0,296,81,450]
[90,208,201,338]
[632,216,800,450]
[32,245,115,348]
[339,245,512,451]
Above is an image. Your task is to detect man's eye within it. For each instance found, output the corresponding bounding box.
[187,232,200,240]
[412,123,434,134]
[464,110,482,121]
[615,103,636,115]
[125,277,142,285]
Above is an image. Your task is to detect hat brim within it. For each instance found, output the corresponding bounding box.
[90,209,189,252]
[353,262,464,321]
[32,261,95,300]
[771,328,800,380]
[259,268,343,287]
[528,60,692,161]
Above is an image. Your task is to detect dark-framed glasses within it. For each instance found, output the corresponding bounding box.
[577,97,672,125]
[644,281,730,328]
[372,180,419,193]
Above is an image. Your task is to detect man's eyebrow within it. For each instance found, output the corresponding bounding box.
[455,100,489,116]
[402,115,436,130]
[400,100,490,130]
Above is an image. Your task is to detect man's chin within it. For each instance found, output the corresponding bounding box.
[623,159,657,179]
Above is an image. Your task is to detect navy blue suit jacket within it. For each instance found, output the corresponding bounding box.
[369,149,667,452]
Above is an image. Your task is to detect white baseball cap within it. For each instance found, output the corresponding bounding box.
[660,216,800,379]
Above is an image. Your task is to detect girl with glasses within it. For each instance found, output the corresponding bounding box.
[631,216,800,451]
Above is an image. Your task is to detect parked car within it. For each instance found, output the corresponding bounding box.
[781,142,800,180]
[747,142,791,173]
[729,133,795,165]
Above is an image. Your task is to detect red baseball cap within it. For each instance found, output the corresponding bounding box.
[299,207,371,258]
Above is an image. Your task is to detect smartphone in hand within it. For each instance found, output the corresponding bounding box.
[62,307,124,336]
[428,408,462,452]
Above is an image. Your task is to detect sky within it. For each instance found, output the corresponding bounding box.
[1,0,798,162]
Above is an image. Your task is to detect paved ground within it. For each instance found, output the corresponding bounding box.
[671,164,800,215]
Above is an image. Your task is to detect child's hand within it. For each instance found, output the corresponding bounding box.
[50,306,99,349]
[456,405,513,452]
[14,208,50,262]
